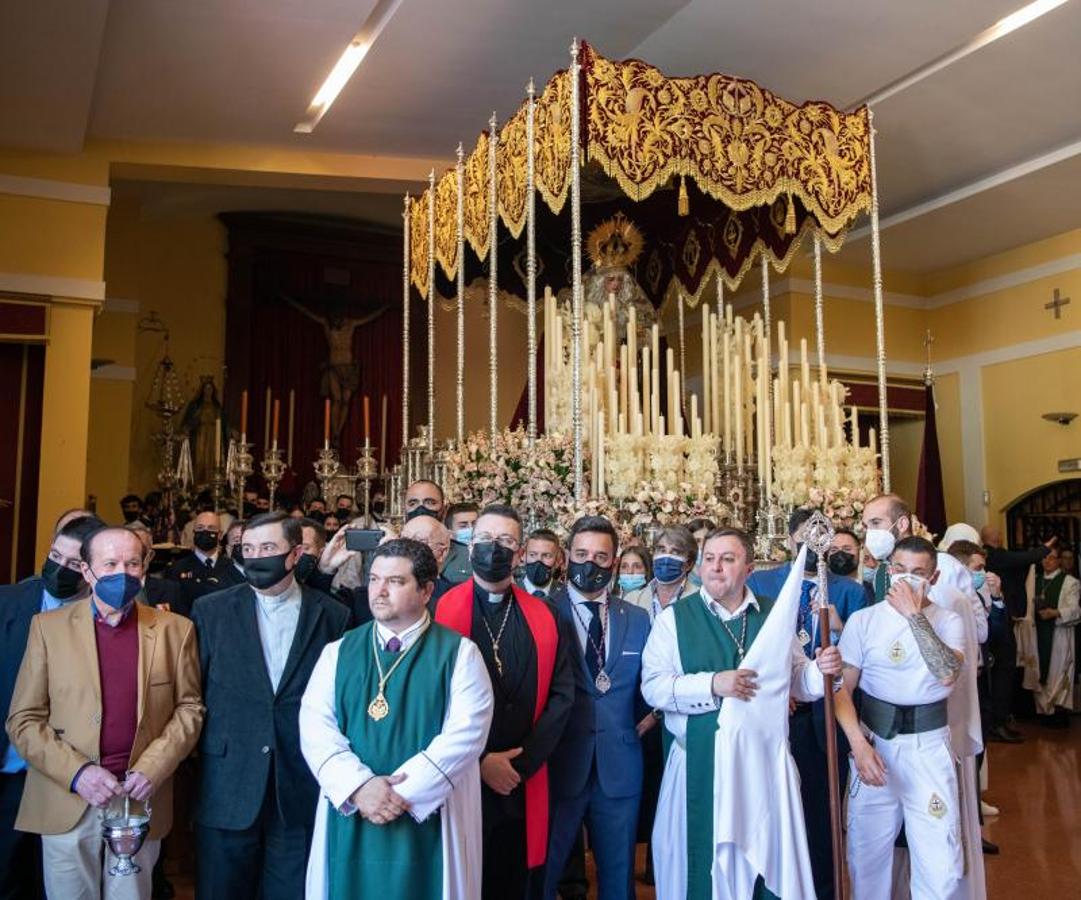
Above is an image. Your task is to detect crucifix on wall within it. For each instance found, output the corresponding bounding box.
[1045,287,1071,320]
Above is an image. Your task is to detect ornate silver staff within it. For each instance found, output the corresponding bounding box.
[797,510,845,900]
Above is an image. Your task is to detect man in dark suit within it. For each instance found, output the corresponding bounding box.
[126,520,185,612]
[544,516,651,900]
[192,511,350,900]
[0,514,103,900]
[165,510,229,615]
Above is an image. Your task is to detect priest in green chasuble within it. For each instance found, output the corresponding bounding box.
[300,538,494,899]
[641,528,842,899]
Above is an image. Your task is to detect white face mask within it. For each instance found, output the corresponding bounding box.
[890,572,927,590]
[864,527,896,561]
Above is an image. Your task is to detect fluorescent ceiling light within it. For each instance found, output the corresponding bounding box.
[850,0,1070,108]
[295,0,405,134]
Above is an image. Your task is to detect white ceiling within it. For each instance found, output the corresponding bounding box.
[1,0,1080,276]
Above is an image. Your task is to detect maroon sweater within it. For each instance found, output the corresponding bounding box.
[94,610,140,779]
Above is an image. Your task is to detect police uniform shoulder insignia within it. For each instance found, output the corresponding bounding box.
[888,640,906,664]
[928,793,947,819]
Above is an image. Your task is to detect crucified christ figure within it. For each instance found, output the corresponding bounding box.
[284,297,385,442]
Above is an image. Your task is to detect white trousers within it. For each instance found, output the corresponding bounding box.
[847,726,963,900]
[41,805,161,900]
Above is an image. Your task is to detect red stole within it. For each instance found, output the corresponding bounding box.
[436,579,557,868]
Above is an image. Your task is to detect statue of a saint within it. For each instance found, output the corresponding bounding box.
[284,298,384,441]
[180,377,225,488]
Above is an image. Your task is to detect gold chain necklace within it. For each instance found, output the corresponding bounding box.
[367,617,430,721]
[717,609,749,662]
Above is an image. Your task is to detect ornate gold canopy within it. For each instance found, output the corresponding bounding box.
[409,40,872,299]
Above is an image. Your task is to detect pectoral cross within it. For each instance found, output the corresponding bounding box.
[1045,288,1071,320]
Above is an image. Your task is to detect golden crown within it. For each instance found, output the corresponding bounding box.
[586,213,644,270]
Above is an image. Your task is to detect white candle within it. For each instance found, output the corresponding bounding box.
[722,328,731,455]
[734,356,743,468]
[641,346,651,437]
[701,303,712,435]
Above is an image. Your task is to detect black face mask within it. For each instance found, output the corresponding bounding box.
[797,544,819,574]
[230,544,244,566]
[193,531,220,553]
[568,560,611,594]
[121,510,141,524]
[406,507,439,522]
[371,501,386,515]
[472,541,516,583]
[294,553,318,584]
[244,552,294,590]
[337,505,353,517]
[41,558,85,600]
[828,551,858,577]
[524,560,553,588]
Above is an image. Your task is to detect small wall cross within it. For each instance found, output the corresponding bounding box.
[1045,288,1071,319]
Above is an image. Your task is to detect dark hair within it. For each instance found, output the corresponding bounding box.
[947,539,985,566]
[407,479,445,502]
[120,494,142,507]
[567,515,618,553]
[335,494,355,506]
[834,527,860,543]
[702,526,755,563]
[686,517,716,534]
[81,525,149,565]
[527,528,561,547]
[58,515,107,546]
[788,507,815,537]
[371,538,438,588]
[892,535,938,568]
[619,546,653,580]
[243,511,302,548]
[477,503,521,528]
[298,517,328,550]
[444,501,480,528]
[225,519,245,538]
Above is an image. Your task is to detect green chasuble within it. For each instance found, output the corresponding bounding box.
[1034,572,1064,684]
[673,593,779,900]
[328,621,461,900]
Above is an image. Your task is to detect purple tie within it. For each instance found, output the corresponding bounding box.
[386,636,402,654]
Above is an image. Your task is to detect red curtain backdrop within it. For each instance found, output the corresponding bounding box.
[221,213,422,503]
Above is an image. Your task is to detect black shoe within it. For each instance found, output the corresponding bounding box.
[982,838,1000,855]
[1003,725,1024,739]
[987,726,1023,743]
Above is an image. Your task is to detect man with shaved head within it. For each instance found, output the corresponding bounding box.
[7,526,204,899]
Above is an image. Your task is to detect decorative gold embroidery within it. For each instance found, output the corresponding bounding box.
[463,132,490,260]
[928,793,947,819]
[434,168,459,280]
[888,640,906,664]
[497,106,529,240]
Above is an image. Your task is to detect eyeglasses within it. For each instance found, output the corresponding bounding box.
[473,533,520,550]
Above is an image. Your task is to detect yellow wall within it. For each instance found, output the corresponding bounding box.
[981,346,1081,514]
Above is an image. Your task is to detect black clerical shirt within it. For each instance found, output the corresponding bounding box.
[470,581,574,789]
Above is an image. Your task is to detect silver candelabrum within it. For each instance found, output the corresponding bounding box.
[232,439,253,517]
[386,466,405,528]
[355,440,379,523]
[261,446,286,510]
[313,444,341,508]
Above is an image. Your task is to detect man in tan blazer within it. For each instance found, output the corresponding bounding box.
[7,526,204,900]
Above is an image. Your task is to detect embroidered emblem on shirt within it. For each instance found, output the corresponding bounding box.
[888,640,906,664]
[928,793,947,819]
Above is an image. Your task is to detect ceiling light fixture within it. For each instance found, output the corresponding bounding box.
[849,0,1071,109]
[294,0,405,134]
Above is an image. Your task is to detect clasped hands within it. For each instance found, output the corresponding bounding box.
[350,773,412,825]
[74,766,153,808]
[711,646,843,701]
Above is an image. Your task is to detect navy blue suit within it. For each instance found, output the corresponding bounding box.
[747,562,866,899]
[544,589,650,900]
[1,577,47,899]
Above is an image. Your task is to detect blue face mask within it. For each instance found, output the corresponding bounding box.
[619,573,647,592]
[971,570,986,592]
[653,554,687,585]
[453,527,474,544]
[93,572,143,609]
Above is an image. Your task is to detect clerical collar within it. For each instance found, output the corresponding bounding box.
[700,585,758,621]
[567,582,608,607]
[472,579,511,605]
[253,579,301,606]
[375,612,430,652]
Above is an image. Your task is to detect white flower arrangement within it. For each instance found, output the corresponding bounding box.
[770,443,880,528]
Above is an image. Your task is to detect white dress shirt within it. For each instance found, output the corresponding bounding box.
[253,578,302,692]
[565,583,611,657]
